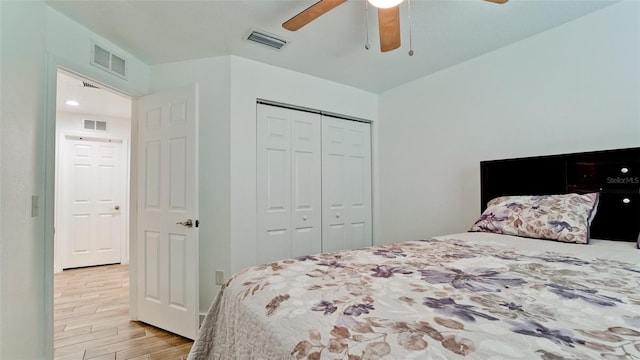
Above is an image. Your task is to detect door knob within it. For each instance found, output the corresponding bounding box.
[114,205,120,210]
[336,213,341,218]
[177,219,193,228]
[302,216,308,221]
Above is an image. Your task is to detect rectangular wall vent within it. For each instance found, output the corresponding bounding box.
[91,41,127,79]
[83,81,100,89]
[110,54,126,76]
[246,29,288,50]
[84,119,107,131]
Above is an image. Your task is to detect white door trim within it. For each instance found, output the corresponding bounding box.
[44,55,143,358]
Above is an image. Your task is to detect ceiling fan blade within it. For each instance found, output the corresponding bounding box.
[484,0,508,4]
[282,0,348,31]
[378,5,401,52]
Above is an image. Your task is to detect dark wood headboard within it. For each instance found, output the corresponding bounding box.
[480,147,640,242]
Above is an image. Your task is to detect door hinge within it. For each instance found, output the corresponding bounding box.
[195,219,199,228]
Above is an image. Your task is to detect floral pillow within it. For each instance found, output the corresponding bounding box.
[469,193,600,244]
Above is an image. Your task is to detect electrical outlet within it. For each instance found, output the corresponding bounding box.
[215,270,224,285]
[31,195,39,217]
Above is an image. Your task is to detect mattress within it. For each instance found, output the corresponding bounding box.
[434,232,639,264]
[188,233,640,359]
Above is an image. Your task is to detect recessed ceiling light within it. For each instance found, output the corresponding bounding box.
[368,0,403,8]
[65,100,79,106]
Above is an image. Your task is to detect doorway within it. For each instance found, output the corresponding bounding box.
[54,69,132,272]
[50,67,200,347]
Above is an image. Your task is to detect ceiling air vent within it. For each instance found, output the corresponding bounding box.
[91,41,127,79]
[246,29,288,50]
[84,119,107,131]
[82,81,100,89]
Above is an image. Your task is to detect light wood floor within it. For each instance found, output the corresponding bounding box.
[54,264,193,360]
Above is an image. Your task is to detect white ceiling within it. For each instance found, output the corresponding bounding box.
[46,0,618,93]
[57,70,132,119]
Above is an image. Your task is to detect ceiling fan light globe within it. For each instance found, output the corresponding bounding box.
[367,0,404,9]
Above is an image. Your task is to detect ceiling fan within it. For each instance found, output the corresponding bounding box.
[282,0,508,53]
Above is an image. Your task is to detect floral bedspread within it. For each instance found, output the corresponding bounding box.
[189,238,640,359]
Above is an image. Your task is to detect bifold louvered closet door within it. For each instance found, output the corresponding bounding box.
[257,103,372,264]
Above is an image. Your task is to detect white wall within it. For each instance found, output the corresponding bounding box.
[0,1,48,358]
[228,55,379,273]
[1,2,150,357]
[149,56,231,314]
[378,1,640,244]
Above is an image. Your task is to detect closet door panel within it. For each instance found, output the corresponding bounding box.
[322,117,372,252]
[257,105,292,263]
[350,222,367,250]
[322,119,349,252]
[258,104,322,263]
[291,111,322,257]
[265,148,289,229]
[347,122,372,249]
[325,153,346,216]
[325,224,348,253]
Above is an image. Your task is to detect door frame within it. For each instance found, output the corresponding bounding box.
[43,56,143,358]
[54,132,130,273]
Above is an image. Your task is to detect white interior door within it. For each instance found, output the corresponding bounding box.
[322,117,372,252]
[136,84,199,340]
[257,104,321,264]
[58,135,124,269]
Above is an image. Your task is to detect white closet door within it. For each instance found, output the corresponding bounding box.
[291,111,322,257]
[257,104,321,264]
[322,117,372,252]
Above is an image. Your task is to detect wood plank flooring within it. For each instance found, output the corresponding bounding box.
[54,264,193,359]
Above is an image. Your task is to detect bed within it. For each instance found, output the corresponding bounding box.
[189,148,640,359]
